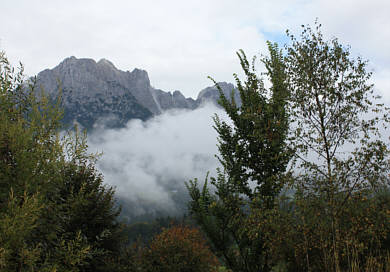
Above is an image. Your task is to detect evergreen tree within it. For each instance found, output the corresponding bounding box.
[0,51,122,271]
[57,156,123,272]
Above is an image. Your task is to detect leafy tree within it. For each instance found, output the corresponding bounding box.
[187,43,291,272]
[188,22,390,272]
[285,22,390,271]
[141,225,220,272]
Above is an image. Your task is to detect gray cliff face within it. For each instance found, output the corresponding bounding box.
[196,82,240,107]
[35,56,239,129]
[36,57,161,128]
[125,68,161,114]
[152,89,197,111]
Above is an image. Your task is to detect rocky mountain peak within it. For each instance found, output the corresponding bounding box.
[173,90,185,98]
[34,56,239,130]
[197,82,239,107]
[63,55,77,62]
[97,58,116,69]
[58,56,96,70]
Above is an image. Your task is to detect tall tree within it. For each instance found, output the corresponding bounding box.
[285,22,390,271]
[187,42,291,272]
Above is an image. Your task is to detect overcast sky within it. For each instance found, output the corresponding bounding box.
[1,0,389,100]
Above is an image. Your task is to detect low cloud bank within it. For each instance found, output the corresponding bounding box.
[87,98,390,219]
[88,103,225,217]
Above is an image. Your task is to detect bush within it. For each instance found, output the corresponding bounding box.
[141,225,220,272]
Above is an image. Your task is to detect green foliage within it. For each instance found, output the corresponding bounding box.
[285,22,390,271]
[0,190,43,271]
[0,51,122,271]
[55,158,123,272]
[187,43,291,272]
[212,45,290,204]
[188,22,390,272]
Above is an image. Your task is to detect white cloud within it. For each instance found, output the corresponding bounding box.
[87,103,225,215]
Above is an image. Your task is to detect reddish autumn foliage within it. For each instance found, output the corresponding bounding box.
[142,225,220,272]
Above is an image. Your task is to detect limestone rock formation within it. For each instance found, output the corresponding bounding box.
[35,56,239,129]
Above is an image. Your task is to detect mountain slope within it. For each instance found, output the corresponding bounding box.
[35,56,238,129]
[196,82,239,107]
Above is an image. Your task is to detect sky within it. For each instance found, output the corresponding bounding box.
[1,0,389,100]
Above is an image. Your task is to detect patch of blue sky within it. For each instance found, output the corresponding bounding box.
[261,30,290,47]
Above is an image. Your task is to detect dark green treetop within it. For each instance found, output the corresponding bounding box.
[187,42,291,272]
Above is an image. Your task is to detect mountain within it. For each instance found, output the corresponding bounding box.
[196,82,239,107]
[35,56,238,129]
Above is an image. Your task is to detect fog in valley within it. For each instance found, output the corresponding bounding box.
[88,103,226,219]
[86,90,390,221]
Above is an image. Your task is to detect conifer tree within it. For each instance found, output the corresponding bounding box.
[0,51,122,271]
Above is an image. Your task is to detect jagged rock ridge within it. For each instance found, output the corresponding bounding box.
[35,56,239,129]
[196,82,239,107]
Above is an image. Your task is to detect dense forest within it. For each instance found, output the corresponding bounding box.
[1,23,389,272]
